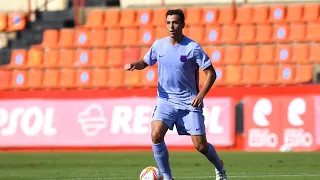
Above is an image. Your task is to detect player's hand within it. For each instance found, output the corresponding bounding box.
[191,95,204,107]
[124,63,135,71]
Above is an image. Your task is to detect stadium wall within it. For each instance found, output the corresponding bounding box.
[0,85,320,152]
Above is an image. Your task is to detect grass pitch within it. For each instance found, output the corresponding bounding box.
[0,151,320,180]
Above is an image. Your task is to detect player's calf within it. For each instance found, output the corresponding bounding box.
[151,120,173,180]
[191,135,209,154]
[192,135,225,173]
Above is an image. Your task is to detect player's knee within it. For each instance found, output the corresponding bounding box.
[194,142,208,154]
[151,130,164,144]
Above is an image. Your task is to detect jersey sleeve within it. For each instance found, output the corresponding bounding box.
[143,40,158,66]
[194,45,212,70]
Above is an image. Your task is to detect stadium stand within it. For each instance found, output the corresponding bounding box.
[0,0,319,90]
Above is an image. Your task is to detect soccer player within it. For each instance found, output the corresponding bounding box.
[124,9,227,180]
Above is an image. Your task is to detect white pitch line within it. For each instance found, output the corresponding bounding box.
[44,173,320,180]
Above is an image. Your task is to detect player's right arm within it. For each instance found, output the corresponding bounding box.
[124,40,159,71]
[124,59,149,71]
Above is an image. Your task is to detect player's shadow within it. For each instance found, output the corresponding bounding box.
[158,83,169,99]
[174,110,191,136]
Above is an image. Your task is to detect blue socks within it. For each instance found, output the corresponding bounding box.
[152,141,173,180]
[204,143,224,172]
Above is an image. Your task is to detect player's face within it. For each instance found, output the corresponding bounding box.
[166,15,184,38]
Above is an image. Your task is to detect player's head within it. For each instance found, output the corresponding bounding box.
[166,9,185,39]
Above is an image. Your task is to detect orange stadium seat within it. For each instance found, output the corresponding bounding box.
[104,9,120,28]
[204,26,221,44]
[76,69,92,88]
[59,49,74,68]
[122,27,138,46]
[119,9,136,27]
[74,49,92,67]
[107,47,123,67]
[0,13,7,31]
[275,44,292,64]
[152,8,167,27]
[40,29,59,49]
[43,50,59,68]
[59,68,75,89]
[6,12,26,32]
[58,29,75,48]
[141,67,157,87]
[74,28,90,47]
[187,26,205,44]
[140,47,149,58]
[278,64,295,84]
[201,7,218,25]
[224,46,241,65]
[212,66,225,86]
[124,70,142,88]
[302,3,319,22]
[10,49,27,69]
[0,70,11,90]
[310,43,320,63]
[90,28,106,48]
[238,24,256,44]
[92,68,109,88]
[43,69,60,89]
[252,5,269,24]
[124,47,140,65]
[27,48,43,68]
[206,46,224,65]
[136,9,153,26]
[286,4,303,22]
[256,24,273,43]
[155,27,168,39]
[292,43,310,64]
[221,24,238,44]
[242,65,260,85]
[273,23,289,43]
[107,68,124,88]
[257,45,276,64]
[269,5,286,23]
[218,6,234,24]
[27,69,43,89]
[295,64,313,83]
[92,48,108,67]
[106,28,123,47]
[11,70,27,89]
[241,45,258,64]
[289,23,306,42]
[306,23,320,41]
[185,7,202,26]
[225,65,242,86]
[236,5,253,24]
[85,10,104,28]
[259,65,278,85]
[139,28,154,46]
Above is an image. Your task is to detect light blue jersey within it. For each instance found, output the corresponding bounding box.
[144,36,212,112]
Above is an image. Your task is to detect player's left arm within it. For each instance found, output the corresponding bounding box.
[191,45,216,107]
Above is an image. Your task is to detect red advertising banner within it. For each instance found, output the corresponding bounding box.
[315,97,320,146]
[244,96,318,152]
[244,97,282,151]
[281,97,316,151]
[0,97,235,147]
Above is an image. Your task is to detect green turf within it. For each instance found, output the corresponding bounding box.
[0,151,320,180]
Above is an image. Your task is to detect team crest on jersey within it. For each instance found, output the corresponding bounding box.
[180,55,187,62]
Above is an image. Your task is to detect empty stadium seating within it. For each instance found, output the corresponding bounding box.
[0,2,319,90]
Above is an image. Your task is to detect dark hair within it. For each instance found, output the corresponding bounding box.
[166,9,185,24]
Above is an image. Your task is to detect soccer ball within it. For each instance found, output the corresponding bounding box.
[140,166,164,180]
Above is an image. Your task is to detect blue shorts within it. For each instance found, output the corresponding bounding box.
[151,98,206,136]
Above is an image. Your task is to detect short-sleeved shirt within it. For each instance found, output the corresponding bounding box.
[144,36,212,112]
